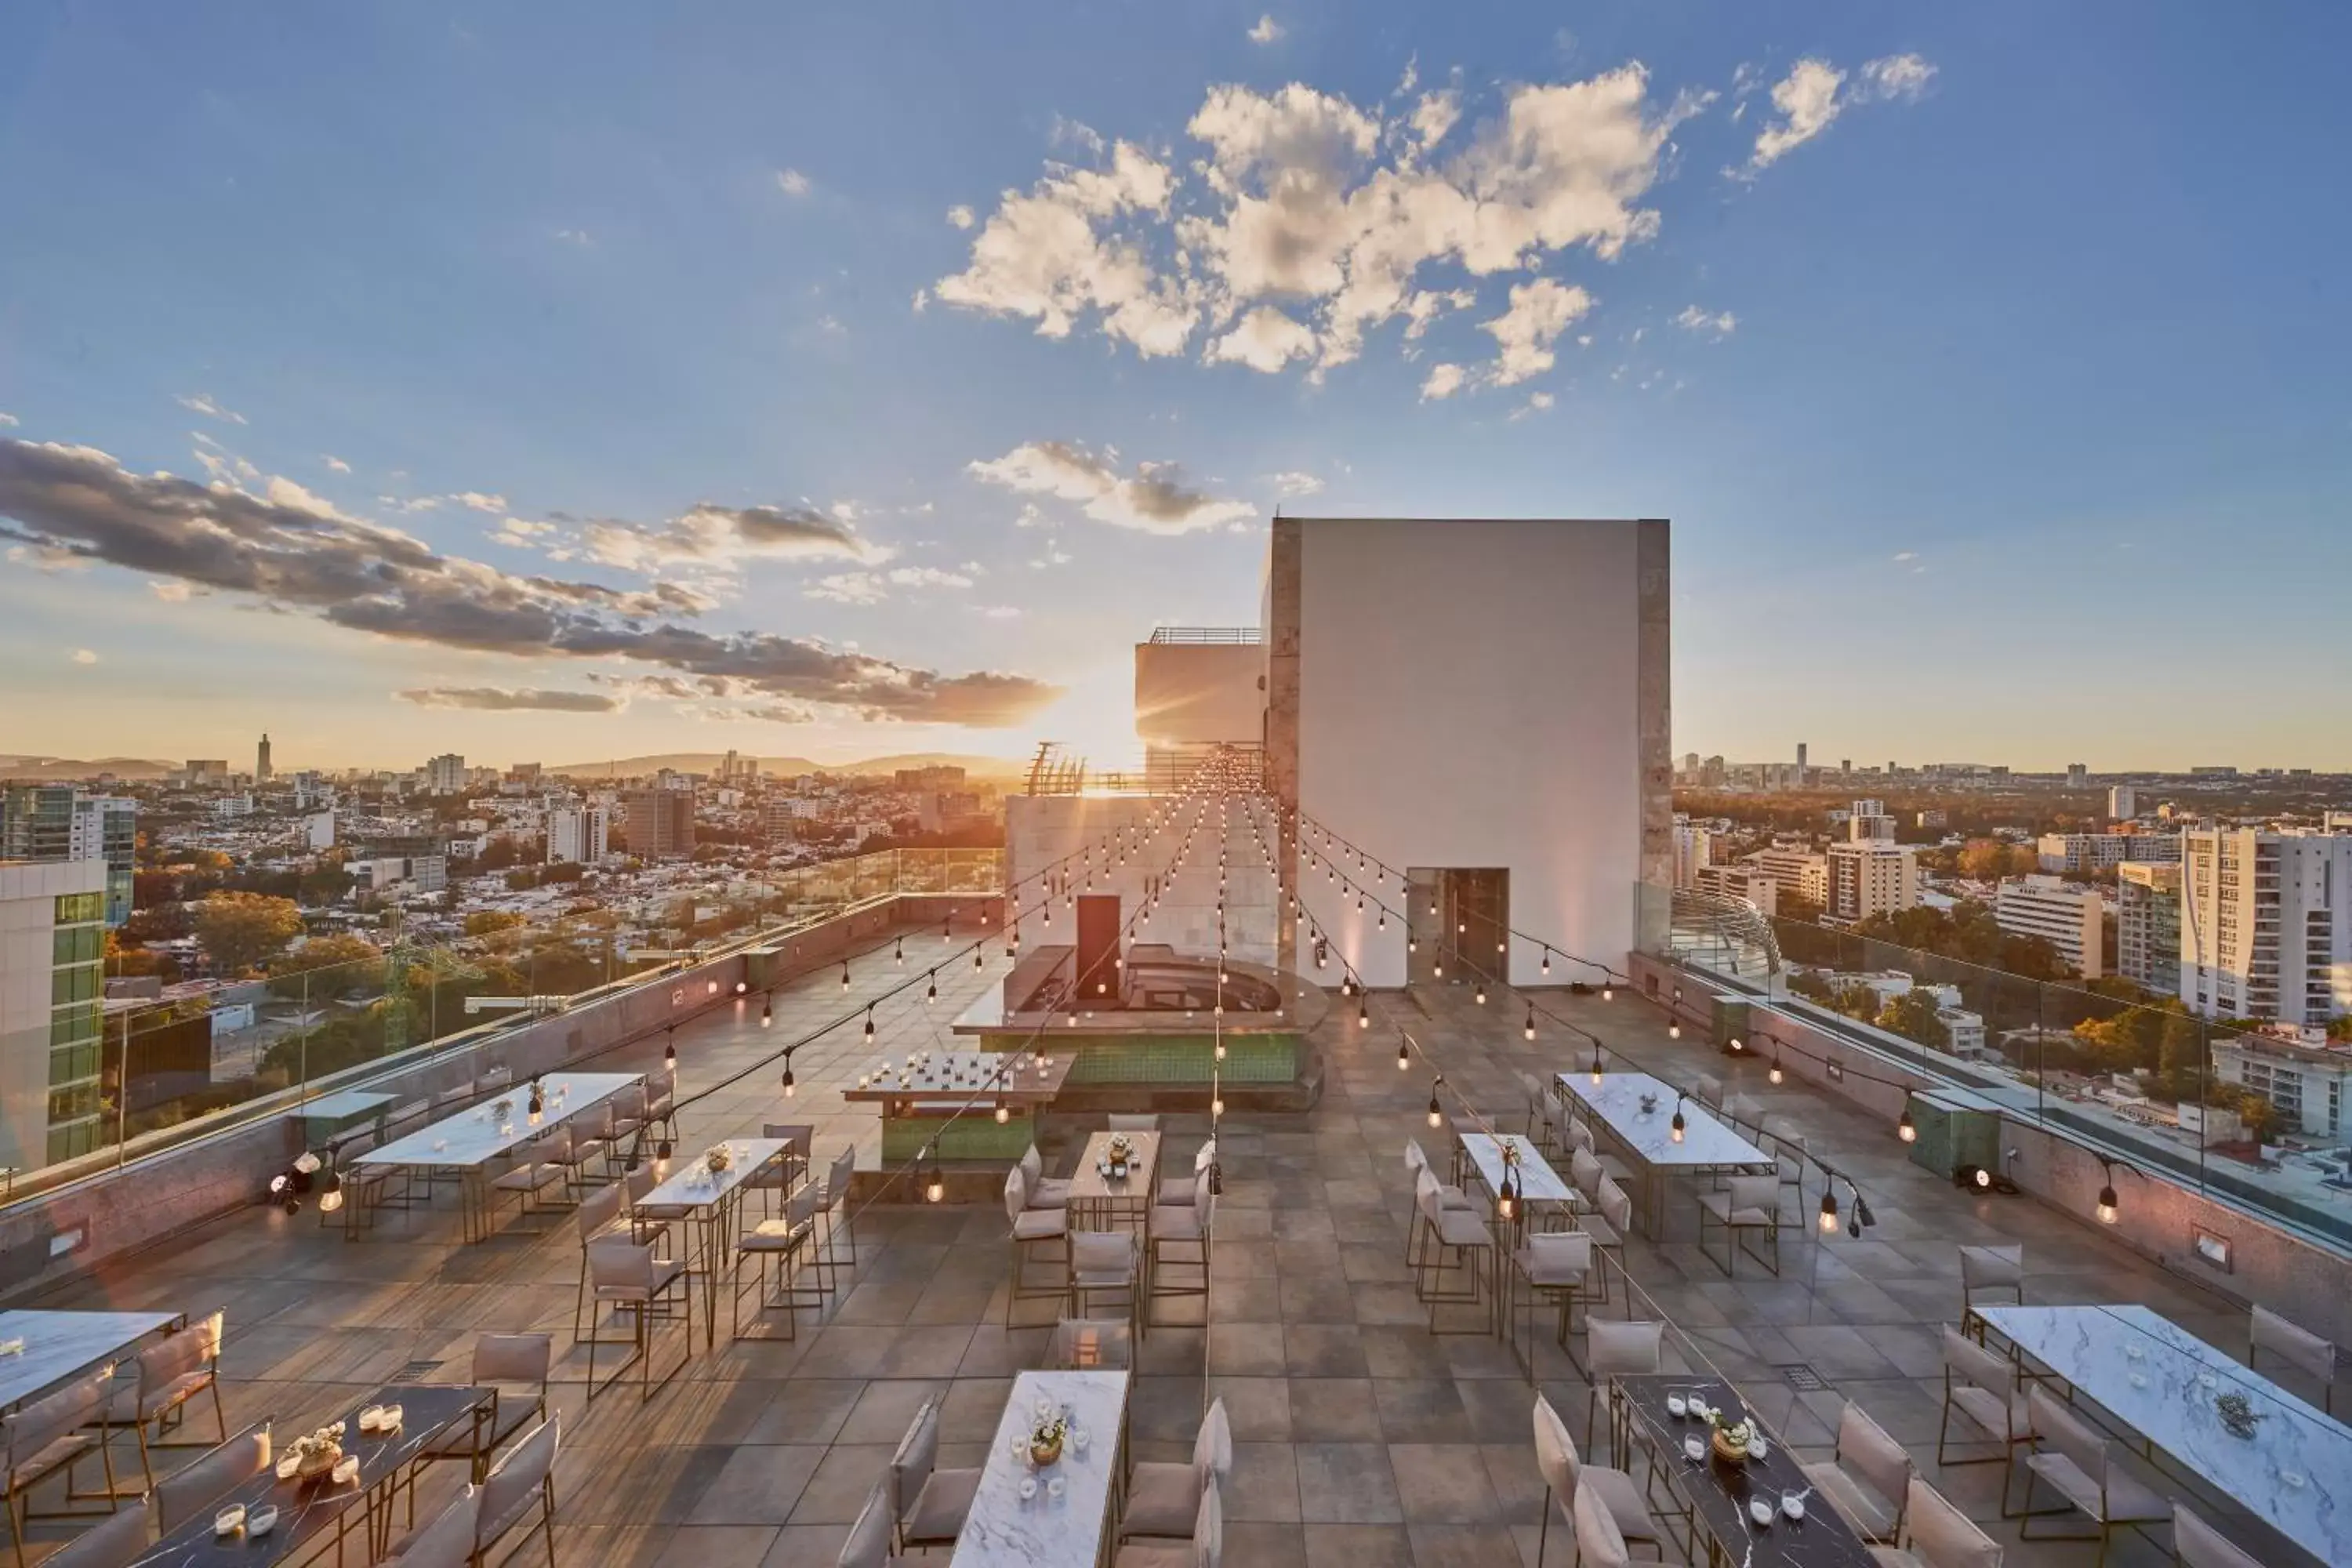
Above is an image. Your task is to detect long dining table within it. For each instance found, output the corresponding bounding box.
[634,1138,791,1347]
[354,1072,642,1241]
[1977,1302,2352,1563]
[1555,1072,1773,1238]
[950,1369,1130,1567]
[0,1308,182,1413]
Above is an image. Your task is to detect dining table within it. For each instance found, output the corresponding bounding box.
[634,1138,792,1348]
[129,1384,492,1566]
[1066,1131,1160,1236]
[1556,1073,1774,1238]
[950,1370,1130,1568]
[1976,1302,2351,1564]
[1457,1133,1576,1242]
[354,1072,643,1242]
[0,1308,181,1413]
[1613,1371,1878,1568]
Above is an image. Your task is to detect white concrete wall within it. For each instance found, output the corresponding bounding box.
[1289,519,1660,989]
[1133,644,1265,748]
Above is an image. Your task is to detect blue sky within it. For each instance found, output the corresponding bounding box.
[2,2,2348,771]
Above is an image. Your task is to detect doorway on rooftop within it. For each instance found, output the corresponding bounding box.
[1406,868,1508,989]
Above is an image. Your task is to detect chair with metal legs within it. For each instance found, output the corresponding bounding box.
[731,1184,826,1340]
[1004,1168,1069,1327]
[3,1375,117,1566]
[1411,1175,1495,1336]
[1578,1319,1662,1465]
[93,1312,227,1497]
[1935,1324,2039,1517]
[1531,1393,1678,1566]
[583,1237,691,1401]
[2016,1385,2169,1566]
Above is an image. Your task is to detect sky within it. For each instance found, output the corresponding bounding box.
[2,2,2349,773]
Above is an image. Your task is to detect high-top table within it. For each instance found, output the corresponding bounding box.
[1068,1131,1160,1236]
[0,1309,181,1413]
[634,1138,791,1347]
[355,1073,642,1241]
[1555,1073,1773,1238]
[951,1370,1130,1568]
[844,1050,1078,1164]
[1978,1303,2352,1564]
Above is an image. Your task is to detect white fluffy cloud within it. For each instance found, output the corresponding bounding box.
[71,648,98,665]
[1744,53,1934,174]
[321,454,350,473]
[1266,470,1323,497]
[1247,14,1283,45]
[1481,278,1592,385]
[946,204,975,229]
[775,168,812,196]
[175,393,247,426]
[1674,304,1737,338]
[936,64,1690,388]
[805,564,976,605]
[967,441,1254,535]
[1420,363,1466,401]
[0,413,17,427]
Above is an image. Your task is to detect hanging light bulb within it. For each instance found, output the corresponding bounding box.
[995,1099,1010,1125]
[1211,1092,1225,1117]
[1428,1081,1444,1128]
[895,937,904,966]
[1668,1018,1682,1040]
[1602,982,1614,1002]
[1474,983,1486,1005]
[840,961,851,992]
[1397,1038,1410,1070]
[1377,909,1386,931]
[1541,947,1552,977]
[925,1156,946,1204]
[735,979,747,996]
[862,1006,876,1040]
[663,1034,677,1067]
[926,972,938,1004]
[1769,1051,1784,1085]
[1408,934,1417,953]
[1590,1041,1605,1085]
[1497,1170,1518,1222]
[974,948,984,971]
[1523,1007,1536,1040]
[1670,1098,1686,1144]
[1214,1038,1226,1061]
[782,1062,796,1096]
[1897,1106,1917,1144]
[1819,1189,1840,1233]
[1359,1000,1370,1030]
[1433,956,1444,978]
[2096,1163,2120,1224]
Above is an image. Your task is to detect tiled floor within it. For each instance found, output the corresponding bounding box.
[9,918,2311,1566]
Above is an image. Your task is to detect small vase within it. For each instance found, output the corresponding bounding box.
[1030,1437,1063,1468]
[296,1445,342,1483]
[1709,1430,1747,1465]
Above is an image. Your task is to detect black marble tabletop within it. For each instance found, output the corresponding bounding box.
[130,1383,490,1566]
[1614,1373,1878,1568]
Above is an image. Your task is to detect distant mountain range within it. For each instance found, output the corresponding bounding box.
[0,756,178,781]
[544,752,1026,780]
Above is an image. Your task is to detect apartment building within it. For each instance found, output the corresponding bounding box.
[2109,785,2137,821]
[0,859,107,1169]
[0,785,136,927]
[547,804,610,866]
[1994,873,2106,978]
[1846,800,1896,842]
[2211,1029,2349,1139]
[1826,840,1918,921]
[2182,827,2352,1027]
[2117,860,2182,996]
[2037,832,2181,873]
[621,789,695,859]
[424,753,467,796]
[1694,863,1779,916]
[1671,818,1714,889]
[1741,847,1829,907]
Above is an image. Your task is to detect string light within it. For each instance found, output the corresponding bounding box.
[663,1033,677,1067]
[1590,1041,1605,1085]
[781,1062,796,1097]
[862,1005,875,1040]
[840,961,851,992]
[1359,1000,1370,1030]
[1523,1007,1536,1041]
[894,938,904,966]
[735,980,747,996]
[1398,1038,1410,1070]
[1670,1097,1686,1144]
[1896,1105,1917,1144]
[926,972,938,1005]
[1818,1189,1840,1234]
[1428,1080,1444,1129]
[1769,1049,1784,1086]
[1541,947,1551,976]
[760,996,773,1029]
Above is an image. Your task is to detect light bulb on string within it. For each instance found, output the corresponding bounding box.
[1541,948,1551,976]
[1769,1050,1784,1085]
[781,1062,796,1097]
[1590,1041,1605,1085]
[894,937,904,966]
[862,1006,875,1040]
[1398,1038,1410,1070]
[1428,1081,1444,1128]
[1670,1098,1686,1144]
[1819,1189,1840,1234]
[1523,1008,1536,1041]
[1897,1106,1916,1144]
[760,996,773,1029]
[840,961,851,992]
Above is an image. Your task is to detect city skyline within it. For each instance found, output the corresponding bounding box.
[5,3,2351,769]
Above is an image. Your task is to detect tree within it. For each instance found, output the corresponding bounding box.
[267,934,384,998]
[1877,987,1952,1051]
[463,910,527,938]
[193,891,304,976]
[1785,969,1835,1004]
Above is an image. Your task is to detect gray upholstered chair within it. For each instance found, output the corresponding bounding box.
[1802,1399,1914,1542]
[889,1399,980,1552]
[1120,1397,1229,1541]
[584,1237,691,1399]
[152,1422,270,1534]
[1412,1173,1495,1335]
[1145,1167,1214,1325]
[2,1372,114,1563]
[732,1182,825,1338]
[420,1334,550,1481]
[1532,1394,1675,1566]
[1570,1475,1657,1566]
[1579,1320,1664,1461]
[474,1417,558,1568]
[382,1486,475,1568]
[1105,1114,1160,1132]
[1958,1244,2024,1319]
[1936,1324,2038,1515]
[2249,1305,2336,1414]
[1022,1144,1073,1210]
[1112,1483,1219,1567]
[101,1312,227,1492]
[1510,1230,1594,1367]
[2170,1500,2261,1568]
[1069,1230,1141,1334]
[38,1495,154,1568]
[2018,1384,2169,1563]
[1004,1167,1071,1326]
[1867,1475,2002,1568]
[837,1482,916,1567]
[1696,1173,1782,1276]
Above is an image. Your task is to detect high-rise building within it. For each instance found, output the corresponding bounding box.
[2117,861,2181,996]
[183,760,229,786]
[1827,840,1918,921]
[1994,874,2105,978]
[1740,848,1830,907]
[548,804,609,866]
[2181,827,2352,1027]
[256,733,273,783]
[1695,863,1779,916]
[2067,763,2089,789]
[1,786,135,927]
[2037,832,2180,874]
[1671,818,1713,889]
[2108,785,2136,822]
[620,789,695,858]
[1847,800,1895,842]
[1795,742,1808,785]
[425,753,466,795]
[0,858,107,1169]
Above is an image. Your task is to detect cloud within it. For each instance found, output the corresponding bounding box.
[967,441,1254,535]
[775,168,813,197]
[321,455,350,473]
[1480,278,1592,384]
[0,436,1058,726]
[1891,550,1917,563]
[1742,53,1933,173]
[973,604,1023,619]
[1420,362,1466,401]
[570,503,888,584]
[937,64,1686,386]
[931,141,1196,356]
[1509,390,1555,420]
[1673,304,1737,338]
[1206,305,1317,372]
[1859,53,1936,103]
[552,228,593,246]
[0,414,16,427]
[397,686,622,713]
[150,580,194,601]
[71,648,98,665]
[946,204,975,229]
[804,565,976,604]
[175,394,247,426]
[1266,470,1323,497]
[1247,14,1283,45]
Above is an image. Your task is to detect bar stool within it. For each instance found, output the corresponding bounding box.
[1413,1177,1496,1336]
[1004,1168,1070,1327]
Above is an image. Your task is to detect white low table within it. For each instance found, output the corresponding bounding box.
[356,1072,642,1240]
[1555,1072,1772,1237]
[1980,1303,2352,1564]
[952,1369,1130,1567]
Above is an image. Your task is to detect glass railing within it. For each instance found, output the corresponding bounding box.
[0,848,1000,1206]
[1634,880,2352,1256]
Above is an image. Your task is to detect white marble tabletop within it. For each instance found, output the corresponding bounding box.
[1980,1303,2352,1563]
[1459,1134,1577,1203]
[1556,1072,1771,1170]
[1069,1131,1160,1204]
[289,1090,398,1120]
[0,1308,179,1410]
[951,1369,1129,1568]
[357,1073,641,1170]
[638,1138,790,1211]
[840,1049,1073,1104]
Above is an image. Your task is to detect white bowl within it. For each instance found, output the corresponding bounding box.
[1018,1476,1038,1501]
[215,1505,246,1537]
[248,1505,279,1536]
[1781,1495,1806,1521]
[1746,1436,1769,1461]
[1748,1499,1773,1527]
[1682,1436,1705,1461]
[1665,1395,1687,1417]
